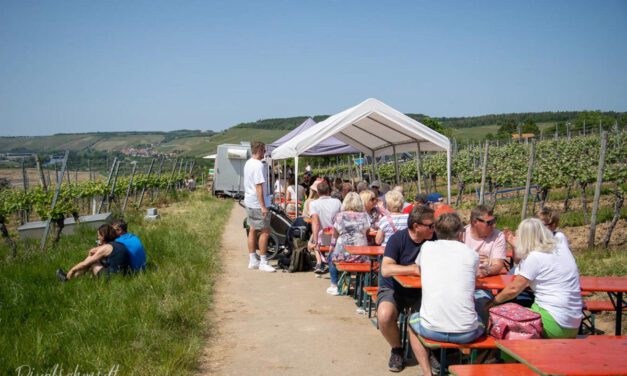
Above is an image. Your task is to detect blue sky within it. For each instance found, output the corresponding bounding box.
[1,0,626,136]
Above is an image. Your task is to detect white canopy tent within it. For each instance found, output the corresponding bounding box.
[270,98,452,205]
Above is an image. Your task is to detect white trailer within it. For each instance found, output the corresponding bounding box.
[212,142,251,198]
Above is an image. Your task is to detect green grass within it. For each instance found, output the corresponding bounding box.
[156,128,288,157]
[0,192,232,375]
[575,248,627,276]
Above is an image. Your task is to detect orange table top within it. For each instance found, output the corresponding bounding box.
[395,274,627,294]
[394,275,422,289]
[344,245,385,257]
[449,363,537,376]
[496,336,627,376]
[580,276,627,293]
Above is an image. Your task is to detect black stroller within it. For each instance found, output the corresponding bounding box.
[241,202,293,260]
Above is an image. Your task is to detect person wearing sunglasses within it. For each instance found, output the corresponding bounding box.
[463,205,507,326]
[377,205,436,372]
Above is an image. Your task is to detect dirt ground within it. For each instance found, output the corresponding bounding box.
[198,204,423,376]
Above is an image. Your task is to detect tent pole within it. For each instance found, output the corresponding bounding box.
[415,143,423,194]
[294,156,299,217]
[371,151,376,184]
[392,144,400,185]
[283,160,287,210]
[447,143,452,205]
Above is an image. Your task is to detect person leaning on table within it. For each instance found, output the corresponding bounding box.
[486,218,583,339]
[408,212,483,376]
[376,205,436,373]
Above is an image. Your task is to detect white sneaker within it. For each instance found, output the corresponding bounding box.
[326,286,339,296]
[259,262,276,273]
[248,258,260,270]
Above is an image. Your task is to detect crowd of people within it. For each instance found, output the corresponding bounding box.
[243,141,584,374]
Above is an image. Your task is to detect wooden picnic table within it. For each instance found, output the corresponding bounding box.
[496,336,627,376]
[395,274,626,334]
[344,245,384,257]
[449,363,537,376]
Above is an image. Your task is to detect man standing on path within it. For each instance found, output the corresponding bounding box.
[377,205,435,372]
[244,141,275,272]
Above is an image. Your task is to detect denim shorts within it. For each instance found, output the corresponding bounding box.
[246,207,271,230]
[409,312,485,344]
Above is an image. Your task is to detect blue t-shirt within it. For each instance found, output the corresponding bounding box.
[378,228,433,299]
[116,233,146,271]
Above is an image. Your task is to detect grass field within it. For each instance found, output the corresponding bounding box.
[0,192,232,375]
[450,122,556,141]
[156,128,287,157]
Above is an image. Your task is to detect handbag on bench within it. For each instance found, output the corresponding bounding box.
[488,303,543,340]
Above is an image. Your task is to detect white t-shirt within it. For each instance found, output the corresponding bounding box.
[309,196,341,228]
[554,231,570,249]
[516,245,583,329]
[287,185,305,202]
[416,240,480,333]
[244,158,270,209]
[274,179,286,194]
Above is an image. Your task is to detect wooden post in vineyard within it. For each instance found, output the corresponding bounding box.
[21,159,29,223]
[588,131,608,248]
[97,157,118,214]
[154,156,165,198]
[521,140,536,220]
[166,158,178,193]
[122,162,138,212]
[479,142,489,205]
[107,160,120,212]
[137,158,155,208]
[35,155,48,192]
[88,159,92,181]
[40,150,69,250]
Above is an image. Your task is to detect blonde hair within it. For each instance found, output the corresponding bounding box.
[385,190,404,213]
[360,189,376,207]
[515,218,556,260]
[342,192,364,212]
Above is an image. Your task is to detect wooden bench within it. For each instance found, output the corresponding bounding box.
[335,262,377,299]
[363,286,378,318]
[448,363,536,376]
[581,300,622,333]
[419,336,498,376]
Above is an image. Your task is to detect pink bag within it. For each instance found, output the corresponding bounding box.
[488,303,543,340]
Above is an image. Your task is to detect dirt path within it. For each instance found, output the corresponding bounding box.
[198,204,422,376]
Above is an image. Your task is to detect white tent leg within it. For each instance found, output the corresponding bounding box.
[294,156,299,217]
[392,144,400,185]
[415,143,422,194]
[447,144,452,204]
[371,151,376,184]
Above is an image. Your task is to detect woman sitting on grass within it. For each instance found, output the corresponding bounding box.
[326,192,371,296]
[487,218,583,339]
[56,224,130,282]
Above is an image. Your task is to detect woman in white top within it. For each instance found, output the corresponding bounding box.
[286,176,305,215]
[487,218,583,339]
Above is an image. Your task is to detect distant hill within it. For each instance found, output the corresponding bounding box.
[1,111,624,157]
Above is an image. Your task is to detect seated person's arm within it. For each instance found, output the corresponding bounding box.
[308,213,321,250]
[488,275,530,308]
[381,256,419,278]
[486,258,506,276]
[375,229,384,245]
[68,245,112,278]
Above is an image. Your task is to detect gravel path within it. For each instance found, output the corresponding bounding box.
[198,203,423,376]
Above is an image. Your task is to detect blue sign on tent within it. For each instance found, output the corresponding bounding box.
[354,158,364,166]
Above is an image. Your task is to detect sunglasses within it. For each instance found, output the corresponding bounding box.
[476,217,497,226]
[418,222,435,229]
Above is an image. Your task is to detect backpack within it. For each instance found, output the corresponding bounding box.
[488,303,543,340]
[288,238,312,273]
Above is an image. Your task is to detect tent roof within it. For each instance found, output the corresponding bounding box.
[266,117,360,156]
[270,98,450,160]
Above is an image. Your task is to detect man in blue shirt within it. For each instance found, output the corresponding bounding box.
[112,219,146,272]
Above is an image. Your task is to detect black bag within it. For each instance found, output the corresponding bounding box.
[288,238,312,273]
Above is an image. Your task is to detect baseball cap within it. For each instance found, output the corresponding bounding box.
[427,193,443,203]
